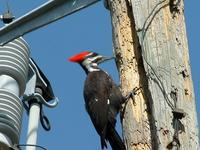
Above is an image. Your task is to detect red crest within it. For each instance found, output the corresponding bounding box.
[68,51,91,62]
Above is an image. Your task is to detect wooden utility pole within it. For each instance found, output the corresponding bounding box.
[107,0,199,149]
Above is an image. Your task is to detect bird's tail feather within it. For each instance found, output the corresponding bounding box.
[100,136,107,149]
[107,125,126,150]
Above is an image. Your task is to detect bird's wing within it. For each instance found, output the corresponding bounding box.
[83,71,111,137]
[108,79,124,119]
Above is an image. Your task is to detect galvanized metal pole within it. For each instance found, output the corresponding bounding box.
[0,0,100,45]
[26,103,40,150]
[26,87,44,150]
[23,58,59,150]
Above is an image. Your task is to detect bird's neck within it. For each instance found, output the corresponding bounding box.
[81,62,100,74]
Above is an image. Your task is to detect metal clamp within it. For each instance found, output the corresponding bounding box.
[23,58,59,104]
[23,93,58,108]
[22,58,59,132]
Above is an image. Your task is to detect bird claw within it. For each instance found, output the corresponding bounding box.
[123,87,141,105]
[120,87,141,120]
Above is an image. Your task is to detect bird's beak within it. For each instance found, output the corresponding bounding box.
[97,56,115,64]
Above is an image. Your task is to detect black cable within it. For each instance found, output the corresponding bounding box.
[40,105,51,131]
[22,99,51,131]
[22,100,30,115]
[16,144,47,150]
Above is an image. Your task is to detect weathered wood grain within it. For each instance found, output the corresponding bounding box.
[130,0,199,149]
[108,0,199,149]
[108,0,152,149]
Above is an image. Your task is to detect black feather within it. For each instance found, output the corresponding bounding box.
[106,122,126,150]
[84,70,125,149]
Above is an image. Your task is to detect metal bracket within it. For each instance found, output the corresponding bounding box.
[23,58,59,106]
[0,0,100,45]
[23,93,58,108]
[22,58,58,132]
[172,108,186,120]
[167,108,186,149]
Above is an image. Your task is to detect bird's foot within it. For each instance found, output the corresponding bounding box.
[120,87,141,120]
[123,87,141,105]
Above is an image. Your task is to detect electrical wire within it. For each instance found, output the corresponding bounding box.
[130,1,185,149]
[138,0,175,110]
[137,1,185,148]
[6,0,10,12]
[16,144,47,150]
[40,105,51,131]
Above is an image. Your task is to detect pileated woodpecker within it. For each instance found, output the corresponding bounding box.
[69,51,127,150]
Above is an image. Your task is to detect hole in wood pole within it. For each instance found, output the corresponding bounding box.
[163,129,169,136]
[116,52,123,66]
[170,87,179,108]
[159,127,170,136]
[175,37,181,46]
[120,69,124,75]
[169,0,181,18]
[170,89,178,101]
[184,89,189,95]
[180,69,189,78]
